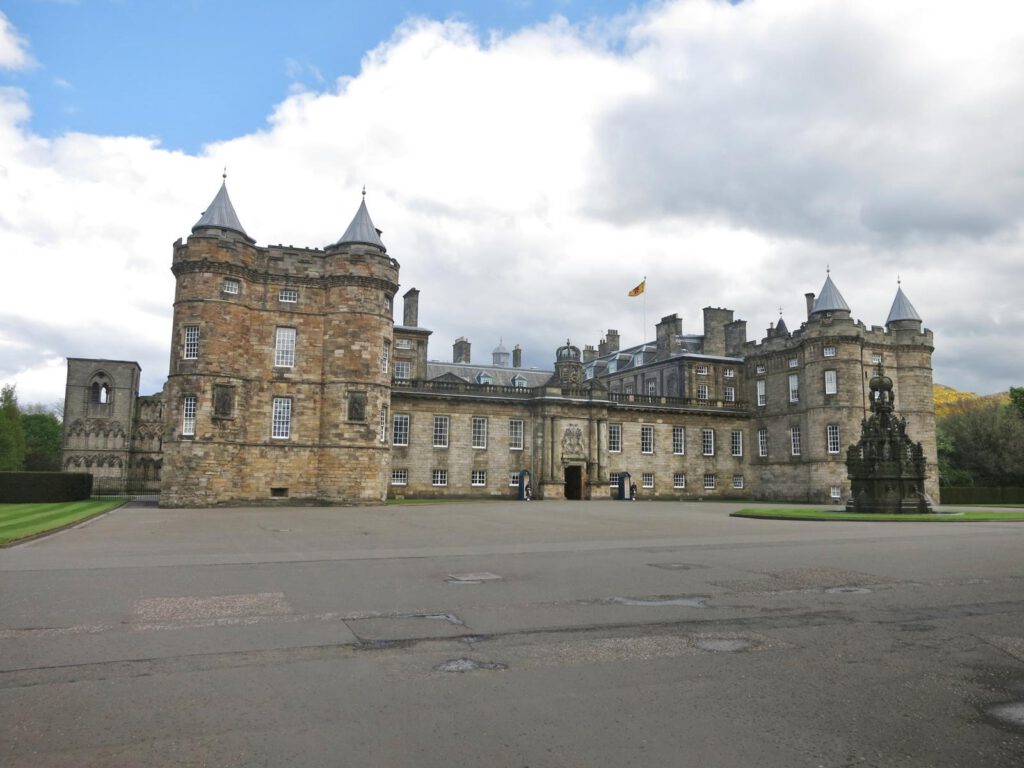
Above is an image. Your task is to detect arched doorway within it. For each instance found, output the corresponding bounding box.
[564,465,584,500]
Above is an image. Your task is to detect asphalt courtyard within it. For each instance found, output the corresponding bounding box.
[2,499,1023,767]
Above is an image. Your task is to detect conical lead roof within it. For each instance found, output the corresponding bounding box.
[886,286,922,324]
[811,274,851,314]
[193,180,249,238]
[336,196,385,251]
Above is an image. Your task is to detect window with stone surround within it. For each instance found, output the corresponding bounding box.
[641,425,654,454]
[758,427,769,457]
[471,469,487,487]
[433,416,449,448]
[831,485,842,500]
[279,288,298,303]
[609,423,622,453]
[275,327,296,368]
[672,426,685,455]
[724,386,736,403]
[697,384,709,401]
[609,472,621,488]
[271,397,291,439]
[724,367,735,378]
[379,405,388,444]
[788,374,799,403]
[509,419,524,450]
[824,369,837,395]
[472,417,488,449]
[394,361,411,380]
[702,428,715,456]
[757,379,766,406]
[673,473,686,489]
[696,364,708,375]
[392,413,410,446]
[183,326,199,360]
[732,475,744,489]
[647,380,657,396]
[703,473,716,490]
[790,426,801,456]
[380,340,390,374]
[788,357,799,368]
[642,472,654,489]
[222,278,240,295]
[827,424,841,454]
[823,345,836,357]
[509,472,520,487]
[181,395,197,436]
[396,338,412,350]
[731,430,743,457]
[756,364,766,375]
[391,469,408,486]
[431,469,448,487]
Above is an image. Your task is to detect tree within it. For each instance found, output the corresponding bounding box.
[0,384,26,471]
[21,412,63,471]
[1009,386,1024,420]
[936,400,1024,487]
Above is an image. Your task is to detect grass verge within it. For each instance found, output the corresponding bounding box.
[731,507,1024,522]
[0,499,126,546]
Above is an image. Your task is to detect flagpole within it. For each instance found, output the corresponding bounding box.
[642,275,647,346]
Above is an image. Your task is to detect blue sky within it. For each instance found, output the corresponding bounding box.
[3,0,633,153]
[1,1,1023,404]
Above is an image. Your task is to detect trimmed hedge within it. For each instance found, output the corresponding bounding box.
[0,472,94,503]
[940,486,1024,505]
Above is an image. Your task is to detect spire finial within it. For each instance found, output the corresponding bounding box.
[222,166,227,182]
[826,264,830,275]
[362,185,366,199]
[897,273,901,286]
[778,306,783,317]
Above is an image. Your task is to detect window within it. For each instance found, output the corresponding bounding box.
[609,472,620,487]
[624,383,634,395]
[703,473,716,490]
[182,395,197,436]
[395,338,412,350]
[788,374,799,403]
[697,384,709,401]
[756,364,766,375]
[790,426,801,456]
[827,424,841,454]
[271,397,291,439]
[702,428,715,456]
[724,367,735,378]
[731,430,743,457]
[432,416,449,448]
[394,361,411,380]
[392,414,410,446]
[824,369,837,395]
[823,345,836,358]
[432,469,448,487]
[757,427,768,457]
[647,380,657,395]
[379,406,388,443]
[672,426,685,455]
[831,485,842,500]
[509,419,524,450]
[222,278,239,295]
[471,470,487,487]
[391,469,408,486]
[472,417,488,449]
[788,357,799,368]
[696,364,708,375]
[871,353,882,365]
[509,472,520,487]
[380,340,390,374]
[756,379,766,407]
[673,473,687,489]
[642,472,654,489]
[183,326,200,359]
[275,327,296,368]
[279,288,298,303]
[732,475,745,489]
[476,372,493,385]
[512,375,528,388]
[641,425,654,454]
[724,386,736,403]
[609,424,622,453]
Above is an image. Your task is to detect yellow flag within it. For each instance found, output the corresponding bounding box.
[628,279,645,297]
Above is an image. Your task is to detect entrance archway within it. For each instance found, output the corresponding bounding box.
[564,465,584,500]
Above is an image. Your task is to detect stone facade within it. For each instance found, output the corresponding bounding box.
[63,181,938,506]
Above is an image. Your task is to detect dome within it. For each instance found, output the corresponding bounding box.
[556,339,581,362]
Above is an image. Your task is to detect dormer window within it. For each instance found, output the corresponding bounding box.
[512,375,528,388]
[477,372,494,385]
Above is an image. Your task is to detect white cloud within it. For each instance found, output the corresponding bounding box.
[0,12,32,70]
[2,0,1024,406]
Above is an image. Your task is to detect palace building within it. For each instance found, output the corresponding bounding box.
[62,180,938,506]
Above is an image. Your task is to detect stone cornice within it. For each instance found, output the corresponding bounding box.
[172,258,397,292]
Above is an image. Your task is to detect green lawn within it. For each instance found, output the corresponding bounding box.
[731,507,1024,522]
[0,499,125,546]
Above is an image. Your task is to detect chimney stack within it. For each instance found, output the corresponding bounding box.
[402,288,419,327]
